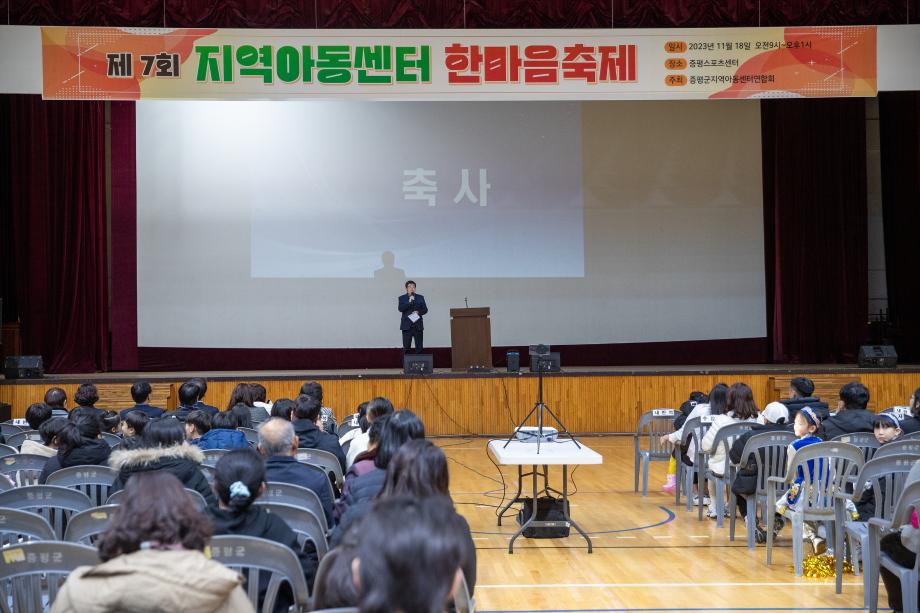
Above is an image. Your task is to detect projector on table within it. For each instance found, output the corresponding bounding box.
[515,426,558,444]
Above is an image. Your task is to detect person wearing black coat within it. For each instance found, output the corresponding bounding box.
[783,377,830,421]
[38,415,112,484]
[209,449,318,613]
[291,396,346,473]
[107,418,217,507]
[822,382,875,440]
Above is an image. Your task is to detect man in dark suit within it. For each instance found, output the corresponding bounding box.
[119,381,165,419]
[398,280,428,354]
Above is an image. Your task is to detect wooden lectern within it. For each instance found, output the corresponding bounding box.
[449,307,492,372]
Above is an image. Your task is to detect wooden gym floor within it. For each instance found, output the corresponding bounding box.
[440,435,872,613]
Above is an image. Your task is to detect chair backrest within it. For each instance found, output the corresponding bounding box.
[106,487,208,511]
[739,430,797,496]
[906,431,920,441]
[851,455,917,521]
[201,448,230,467]
[873,439,920,460]
[680,415,714,461]
[296,448,344,490]
[46,465,119,507]
[634,409,677,459]
[238,428,260,446]
[100,432,123,447]
[0,453,55,487]
[708,421,756,475]
[200,463,216,484]
[337,422,359,441]
[886,479,920,530]
[0,485,94,539]
[261,482,329,533]
[0,424,22,438]
[832,432,882,462]
[208,535,312,608]
[783,442,864,516]
[0,508,56,547]
[0,541,99,611]
[258,502,328,559]
[0,445,17,460]
[6,430,42,449]
[63,504,119,545]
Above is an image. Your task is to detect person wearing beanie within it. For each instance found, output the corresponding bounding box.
[854,413,906,521]
[776,407,826,554]
[783,377,830,421]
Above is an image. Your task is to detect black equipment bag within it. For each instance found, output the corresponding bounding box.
[516,496,570,538]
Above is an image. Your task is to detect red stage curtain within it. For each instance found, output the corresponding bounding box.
[761,98,868,363]
[3,95,108,373]
[879,92,920,362]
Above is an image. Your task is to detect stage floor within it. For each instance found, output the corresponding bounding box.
[447,435,872,612]
[3,363,918,384]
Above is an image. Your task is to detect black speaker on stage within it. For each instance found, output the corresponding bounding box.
[529,352,561,373]
[3,355,43,379]
[506,351,520,373]
[403,353,433,375]
[858,345,897,368]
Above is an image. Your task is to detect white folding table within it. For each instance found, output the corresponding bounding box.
[487,439,603,553]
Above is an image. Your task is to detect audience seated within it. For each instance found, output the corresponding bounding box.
[854,413,905,521]
[822,381,875,440]
[193,411,248,450]
[270,398,295,421]
[898,387,920,434]
[101,411,120,435]
[120,410,149,449]
[25,401,52,431]
[189,378,220,416]
[300,381,337,434]
[73,383,105,418]
[257,418,334,527]
[108,418,217,506]
[335,410,424,524]
[354,496,469,613]
[310,539,360,610]
[163,382,202,422]
[22,416,67,458]
[249,383,273,418]
[51,471,252,613]
[119,381,165,419]
[39,413,112,483]
[346,396,395,469]
[783,376,830,421]
[208,449,318,607]
[43,387,70,417]
[291,395,347,472]
[184,409,211,442]
[227,383,259,428]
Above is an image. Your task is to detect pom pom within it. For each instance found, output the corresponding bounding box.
[794,554,853,578]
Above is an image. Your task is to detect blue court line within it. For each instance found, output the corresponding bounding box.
[477,608,865,613]
[471,505,675,536]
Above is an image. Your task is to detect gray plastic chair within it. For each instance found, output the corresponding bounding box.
[5,431,42,449]
[208,535,312,611]
[0,445,17,460]
[765,441,864,575]
[260,482,329,533]
[0,454,54,487]
[728,430,796,548]
[46,465,118,507]
[100,432,123,447]
[258,502,328,559]
[868,479,920,613]
[296,448,344,491]
[0,540,99,612]
[632,409,677,497]
[832,432,882,462]
[336,421,359,441]
[677,415,714,519]
[906,431,920,442]
[873,439,920,460]
[703,421,756,527]
[63,504,119,545]
[0,508,56,547]
[106,487,208,511]
[0,485,94,539]
[239,427,260,446]
[201,448,230,467]
[0,424,22,438]
[834,454,916,605]
[200,463,216,485]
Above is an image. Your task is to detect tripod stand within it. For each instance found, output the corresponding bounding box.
[504,359,581,454]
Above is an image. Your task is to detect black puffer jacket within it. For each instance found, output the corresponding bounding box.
[822,409,876,440]
[108,443,217,507]
[39,438,112,483]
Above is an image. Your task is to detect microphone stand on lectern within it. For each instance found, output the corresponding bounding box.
[504,351,580,455]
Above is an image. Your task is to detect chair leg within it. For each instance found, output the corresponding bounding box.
[715,479,725,528]
[792,514,804,577]
[766,503,775,564]
[641,456,650,497]
[633,451,640,493]
[746,497,756,550]
[685,469,693,513]
[728,490,737,541]
[860,532,871,609]
[900,567,917,613]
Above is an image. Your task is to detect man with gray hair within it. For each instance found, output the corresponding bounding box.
[258,418,334,526]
